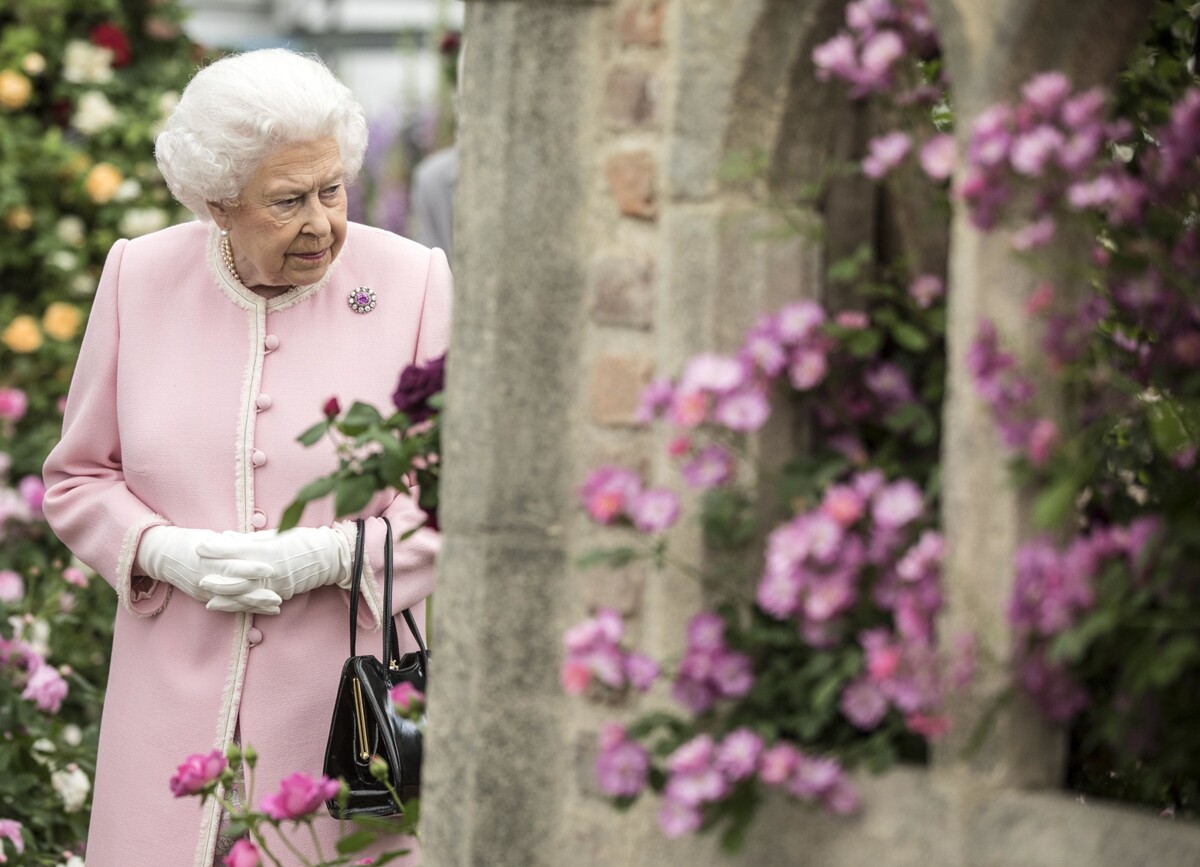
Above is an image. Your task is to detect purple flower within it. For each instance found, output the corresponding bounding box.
[624,652,660,692]
[628,488,681,533]
[756,567,802,619]
[776,300,826,344]
[1010,215,1056,251]
[1021,71,1072,115]
[742,319,788,376]
[812,33,858,82]
[758,742,800,785]
[864,362,913,404]
[871,479,924,529]
[636,377,675,423]
[666,735,716,775]
[713,388,771,432]
[863,131,912,178]
[859,30,904,79]
[840,678,889,729]
[918,133,956,180]
[665,767,728,807]
[1062,87,1107,127]
[1009,125,1065,176]
[579,466,642,524]
[824,777,861,815]
[17,476,44,519]
[686,612,727,651]
[682,445,733,489]
[595,731,650,798]
[392,353,446,423]
[787,754,843,799]
[715,729,764,781]
[711,652,754,697]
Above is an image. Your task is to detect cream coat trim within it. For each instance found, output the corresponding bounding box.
[114,514,171,617]
[204,224,344,313]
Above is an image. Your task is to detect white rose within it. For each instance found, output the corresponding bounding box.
[55,216,86,247]
[71,273,98,296]
[62,40,114,84]
[119,207,169,238]
[62,724,83,747]
[31,737,56,765]
[113,178,142,202]
[8,615,50,657]
[49,251,78,272]
[72,91,121,135]
[59,858,85,867]
[51,765,91,812]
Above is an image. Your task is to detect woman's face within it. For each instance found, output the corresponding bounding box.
[209,136,348,288]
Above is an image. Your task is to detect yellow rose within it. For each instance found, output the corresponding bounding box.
[5,207,32,231]
[43,302,83,341]
[85,163,123,203]
[0,70,32,110]
[2,315,43,354]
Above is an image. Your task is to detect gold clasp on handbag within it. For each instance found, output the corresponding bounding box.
[351,676,370,761]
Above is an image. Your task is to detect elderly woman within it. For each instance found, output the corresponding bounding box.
[41,49,449,865]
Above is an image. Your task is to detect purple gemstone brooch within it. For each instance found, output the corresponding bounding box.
[348,287,377,314]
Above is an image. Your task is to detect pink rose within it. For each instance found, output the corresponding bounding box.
[62,567,88,588]
[259,772,341,821]
[223,840,261,867]
[0,389,27,422]
[0,570,24,603]
[169,750,227,797]
[389,681,425,715]
[0,818,24,860]
[559,659,592,695]
[21,661,68,713]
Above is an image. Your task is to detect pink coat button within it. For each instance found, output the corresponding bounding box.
[248,627,263,646]
[250,510,267,529]
[264,334,280,351]
[251,449,267,467]
[255,394,272,410]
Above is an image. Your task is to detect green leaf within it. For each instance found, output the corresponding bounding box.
[1147,397,1199,457]
[844,328,884,358]
[1047,607,1118,663]
[1032,473,1080,529]
[336,829,378,854]
[278,499,306,531]
[297,419,330,446]
[890,321,930,352]
[334,474,379,518]
[339,401,384,435]
[296,475,337,502]
[575,546,640,570]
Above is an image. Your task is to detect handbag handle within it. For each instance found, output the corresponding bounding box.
[347,517,429,670]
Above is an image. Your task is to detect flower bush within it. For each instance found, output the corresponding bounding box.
[170,741,417,867]
[567,275,960,846]
[0,1,204,860]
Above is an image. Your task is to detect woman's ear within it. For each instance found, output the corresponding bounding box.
[205,201,230,226]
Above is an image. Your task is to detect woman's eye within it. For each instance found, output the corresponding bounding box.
[321,185,342,197]
[275,197,300,207]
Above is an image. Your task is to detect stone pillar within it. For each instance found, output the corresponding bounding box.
[926,0,1152,786]
[420,2,608,865]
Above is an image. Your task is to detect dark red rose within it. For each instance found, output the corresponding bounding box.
[91,23,132,67]
[392,353,446,423]
[322,396,341,418]
[438,30,461,57]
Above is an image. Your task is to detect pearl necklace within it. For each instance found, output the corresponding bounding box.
[220,234,294,291]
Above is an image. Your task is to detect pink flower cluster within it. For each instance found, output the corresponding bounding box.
[671,612,754,714]
[840,628,945,737]
[0,633,69,714]
[756,471,934,647]
[561,608,659,696]
[1009,519,1160,723]
[578,466,681,534]
[656,733,859,838]
[260,772,341,821]
[594,723,651,799]
[812,0,939,100]
[958,72,1140,239]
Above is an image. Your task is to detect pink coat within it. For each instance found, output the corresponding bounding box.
[42,220,451,866]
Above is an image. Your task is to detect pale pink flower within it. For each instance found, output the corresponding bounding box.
[0,389,27,422]
[713,389,770,432]
[668,390,708,428]
[859,30,904,78]
[579,466,642,524]
[169,750,227,797]
[1009,125,1065,176]
[260,772,341,820]
[22,661,68,713]
[17,476,44,519]
[686,613,726,651]
[657,800,702,838]
[835,310,869,330]
[775,300,826,343]
[0,570,23,603]
[715,729,764,781]
[788,755,843,798]
[628,488,681,533]
[680,353,745,395]
[756,568,801,619]
[1027,418,1060,466]
[682,445,733,489]
[840,678,889,729]
[908,274,944,308]
[636,377,675,423]
[595,731,650,798]
[812,34,857,81]
[757,742,800,785]
[0,819,24,861]
[665,767,728,807]
[788,348,828,390]
[863,131,912,178]
[824,777,861,815]
[1010,216,1056,251]
[625,652,659,692]
[918,133,956,180]
[871,479,924,529]
[223,840,261,867]
[559,659,591,695]
[62,567,88,588]
[1021,71,1071,115]
[821,484,865,527]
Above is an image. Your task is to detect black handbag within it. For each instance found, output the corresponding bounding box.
[323,516,428,818]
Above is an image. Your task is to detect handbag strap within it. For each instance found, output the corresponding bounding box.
[347,516,429,669]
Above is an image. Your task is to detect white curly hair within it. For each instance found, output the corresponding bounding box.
[155,48,368,221]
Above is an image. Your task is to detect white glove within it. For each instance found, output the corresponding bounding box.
[196,524,354,603]
[135,526,283,615]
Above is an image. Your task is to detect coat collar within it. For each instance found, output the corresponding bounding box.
[205,223,344,313]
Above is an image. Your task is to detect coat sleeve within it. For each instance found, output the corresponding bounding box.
[42,239,172,617]
[352,245,453,630]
